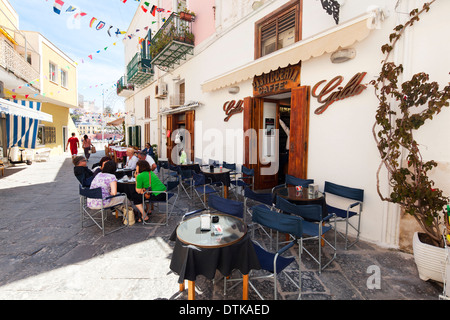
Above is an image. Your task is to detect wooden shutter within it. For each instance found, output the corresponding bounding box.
[185,110,195,161]
[166,115,174,163]
[288,86,310,179]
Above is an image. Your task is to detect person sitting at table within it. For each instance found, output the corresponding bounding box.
[73,156,94,187]
[133,160,166,223]
[137,151,158,173]
[92,156,112,178]
[87,160,126,210]
[124,148,138,170]
[142,143,154,157]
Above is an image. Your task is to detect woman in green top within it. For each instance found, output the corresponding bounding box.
[134,160,166,223]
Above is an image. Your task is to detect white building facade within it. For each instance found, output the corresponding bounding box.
[120,0,450,249]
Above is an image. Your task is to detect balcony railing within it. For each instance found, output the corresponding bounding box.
[149,13,195,70]
[126,52,154,87]
[170,93,185,107]
[116,75,135,97]
[0,40,40,89]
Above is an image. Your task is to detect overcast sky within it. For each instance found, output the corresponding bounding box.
[9,0,140,112]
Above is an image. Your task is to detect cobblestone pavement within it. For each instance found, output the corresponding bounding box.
[0,150,443,300]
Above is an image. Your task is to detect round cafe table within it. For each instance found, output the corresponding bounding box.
[273,186,328,218]
[201,167,231,198]
[170,213,260,300]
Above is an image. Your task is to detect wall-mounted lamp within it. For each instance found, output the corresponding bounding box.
[330,47,356,63]
[252,1,264,10]
[228,86,240,94]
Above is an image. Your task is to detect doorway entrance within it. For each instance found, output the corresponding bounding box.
[244,64,309,190]
[166,110,195,164]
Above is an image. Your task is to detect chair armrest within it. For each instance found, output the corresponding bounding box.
[277,241,296,256]
[105,193,126,200]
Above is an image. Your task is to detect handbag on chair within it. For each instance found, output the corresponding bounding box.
[123,207,135,226]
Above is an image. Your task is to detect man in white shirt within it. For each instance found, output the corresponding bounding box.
[125,148,139,170]
[137,151,158,173]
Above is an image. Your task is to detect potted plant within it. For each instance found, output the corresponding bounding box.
[178,3,196,22]
[371,1,450,282]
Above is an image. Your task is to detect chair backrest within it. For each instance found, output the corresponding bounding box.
[324,181,364,202]
[208,194,243,218]
[244,187,273,206]
[276,196,323,222]
[252,205,303,239]
[285,174,314,187]
[166,180,179,192]
[159,160,169,169]
[242,165,254,177]
[223,162,236,171]
[79,185,102,199]
[193,172,206,186]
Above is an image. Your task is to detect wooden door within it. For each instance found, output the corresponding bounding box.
[185,110,195,162]
[243,97,279,190]
[288,86,310,179]
[166,114,174,163]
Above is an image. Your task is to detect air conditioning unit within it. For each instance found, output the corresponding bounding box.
[155,82,168,99]
[262,38,276,56]
[279,28,295,48]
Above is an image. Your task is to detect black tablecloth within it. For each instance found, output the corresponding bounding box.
[117,182,140,203]
[170,232,261,283]
[115,169,133,180]
[202,170,231,187]
[179,164,201,174]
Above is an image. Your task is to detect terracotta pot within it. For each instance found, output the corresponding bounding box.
[180,12,193,22]
[412,232,448,283]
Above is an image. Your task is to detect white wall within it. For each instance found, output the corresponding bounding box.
[122,0,450,247]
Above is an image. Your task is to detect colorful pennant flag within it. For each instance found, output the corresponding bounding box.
[53,0,64,14]
[141,2,150,13]
[65,5,76,12]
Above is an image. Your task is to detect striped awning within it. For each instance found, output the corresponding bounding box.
[0,99,53,149]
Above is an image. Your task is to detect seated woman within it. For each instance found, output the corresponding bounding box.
[142,143,154,157]
[133,160,166,223]
[73,156,94,187]
[92,156,112,178]
[87,160,126,209]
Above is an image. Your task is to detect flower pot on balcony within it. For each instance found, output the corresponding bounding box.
[413,232,448,283]
[180,12,194,22]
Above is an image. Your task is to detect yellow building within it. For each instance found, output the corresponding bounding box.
[23,31,79,155]
[0,0,78,159]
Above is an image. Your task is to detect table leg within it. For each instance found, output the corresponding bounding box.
[224,186,228,198]
[188,280,195,300]
[179,281,185,292]
[243,274,249,300]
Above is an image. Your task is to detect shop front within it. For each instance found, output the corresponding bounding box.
[242,62,309,190]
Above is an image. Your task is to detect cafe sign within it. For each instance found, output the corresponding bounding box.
[312,72,367,115]
[253,64,301,97]
[223,99,244,122]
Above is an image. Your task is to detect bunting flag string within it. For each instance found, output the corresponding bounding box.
[42,0,173,65]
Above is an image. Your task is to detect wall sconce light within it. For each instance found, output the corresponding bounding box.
[252,1,264,10]
[330,47,356,63]
[228,86,240,94]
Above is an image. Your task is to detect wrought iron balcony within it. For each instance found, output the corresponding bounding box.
[116,75,135,97]
[149,13,195,70]
[126,52,154,87]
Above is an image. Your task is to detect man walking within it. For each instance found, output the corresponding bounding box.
[66,133,80,158]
